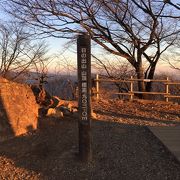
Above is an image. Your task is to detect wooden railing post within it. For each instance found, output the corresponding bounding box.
[130,76,134,101]
[96,74,99,101]
[165,77,169,102]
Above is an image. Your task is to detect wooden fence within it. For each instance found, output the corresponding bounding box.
[94,74,180,102]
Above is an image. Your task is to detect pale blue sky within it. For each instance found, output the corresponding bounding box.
[0,1,179,75]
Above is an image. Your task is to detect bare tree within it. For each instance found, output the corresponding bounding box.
[160,0,180,18]
[164,43,180,72]
[0,21,50,80]
[92,54,135,79]
[92,54,135,94]
[167,56,180,72]
[4,0,180,94]
[163,0,180,10]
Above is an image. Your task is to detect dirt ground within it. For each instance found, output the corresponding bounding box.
[0,99,180,179]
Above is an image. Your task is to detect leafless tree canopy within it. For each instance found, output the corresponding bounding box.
[4,0,180,91]
[0,21,50,80]
[163,0,180,12]
[164,42,180,72]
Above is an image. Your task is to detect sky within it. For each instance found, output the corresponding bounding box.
[0,1,179,76]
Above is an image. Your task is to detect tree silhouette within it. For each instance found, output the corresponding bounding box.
[4,0,180,93]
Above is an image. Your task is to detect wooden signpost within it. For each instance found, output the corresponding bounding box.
[77,34,92,162]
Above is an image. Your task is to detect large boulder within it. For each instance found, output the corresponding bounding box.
[0,77,39,141]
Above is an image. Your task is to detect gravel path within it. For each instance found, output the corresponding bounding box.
[0,100,180,179]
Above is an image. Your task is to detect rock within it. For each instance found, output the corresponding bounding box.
[47,108,56,116]
[46,108,63,118]
[91,111,97,119]
[31,85,52,107]
[66,101,78,112]
[31,85,79,119]
[50,96,66,108]
[59,106,72,116]
[0,77,38,141]
[38,108,48,117]
[31,85,78,111]
[71,107,78,113]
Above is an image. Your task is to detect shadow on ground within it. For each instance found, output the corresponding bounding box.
[95,110,180,126]
[0,116,180,179]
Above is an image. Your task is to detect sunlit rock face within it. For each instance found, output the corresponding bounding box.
[0,77,38,141]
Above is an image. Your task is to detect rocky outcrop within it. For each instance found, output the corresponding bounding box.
[30,85,95,119]
[31,85,79,118]
[0,77,38,141]
[31,85,78,110]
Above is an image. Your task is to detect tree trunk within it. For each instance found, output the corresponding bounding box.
[145,63,157,92]
[136,65,146,99]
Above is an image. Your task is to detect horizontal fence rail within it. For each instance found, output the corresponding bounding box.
[94,74,180,102]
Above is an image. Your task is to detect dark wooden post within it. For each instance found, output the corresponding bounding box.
[77,34,92,162]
